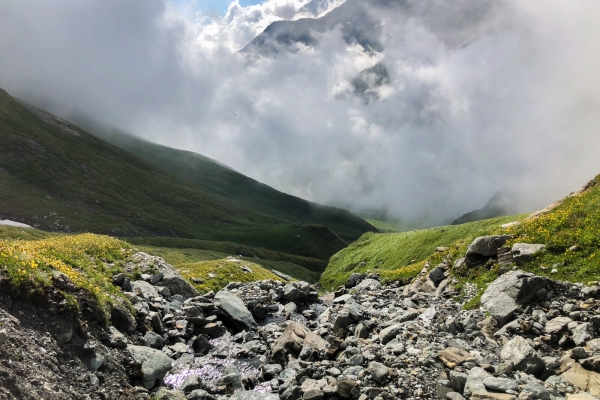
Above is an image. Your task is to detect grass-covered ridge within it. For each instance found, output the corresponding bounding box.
[0,233,133,319]
[323,174,600,309]
[137,245,321,283]
[0,87,374,264]
[321,215,524,290]
[502,177,600,283]
[177,259,288,293]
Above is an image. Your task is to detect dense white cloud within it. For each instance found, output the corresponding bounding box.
[1,0,599,225]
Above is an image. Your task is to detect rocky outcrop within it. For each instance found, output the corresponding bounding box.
[128,345,173,389]
[465,235,511,266]
[214,289,257,331]
[127,252,199,299]
[270,321,328,364]
[512,243,546,265]
[5,251,600,400]
[481,270,549,325]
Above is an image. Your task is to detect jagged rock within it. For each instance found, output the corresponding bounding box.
[500,336,544,375]
[345,273,367,288]
[214,289,257,331]
[144,331,164,349]
[465,235,511,266]
[355,278,382,292]
[439,347,476,368]
[270,321,328,364]
[471,392,516,400]
[271,270,291,281]
[229,391,279,399]
[429,266,447,284]
[481,270,549,325]
[567,394,600,400]
[187,389,217,400]
[497,246,513,265]
[562,363,600,396]
[518,382,553,400]
[0,329,7,345]
[282,282,311,303]
[464,367,491,398]
[449,371,467,393]
[105,326,127,348]
[511,243,546,265]
[128,345,173,389]
[369,361,389,383]
[546,317,573,335]
[573,322,594,346]
[337,376,358,398]
[111,305,137,334]
[130,252,198,299]
[132,280,160,299]
[154,388,187,400]
[483,377,518,392]
[379,324,402,345]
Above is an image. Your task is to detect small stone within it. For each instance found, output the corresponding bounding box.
[0,329,8,345]
[483,377,518,392]
[369,361,389,383]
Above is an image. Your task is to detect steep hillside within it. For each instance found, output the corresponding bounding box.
[451,191,513,225]
[321,214,524,290]
[0,88,374,263]
[322,174,600,300]
[79,120,375,243]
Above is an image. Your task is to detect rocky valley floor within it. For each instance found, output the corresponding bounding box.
[1,251,600,400]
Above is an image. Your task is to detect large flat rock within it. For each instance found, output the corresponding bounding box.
[128,345,173,389]
[214,289,257,332]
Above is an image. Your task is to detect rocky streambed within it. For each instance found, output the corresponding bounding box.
[2,248,600,399]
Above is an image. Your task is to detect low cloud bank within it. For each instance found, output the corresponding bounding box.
[1,0,599,225]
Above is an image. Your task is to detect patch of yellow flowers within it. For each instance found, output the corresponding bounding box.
[0,233,132,316]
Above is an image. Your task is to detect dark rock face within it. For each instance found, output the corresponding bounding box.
[214,289,257,332]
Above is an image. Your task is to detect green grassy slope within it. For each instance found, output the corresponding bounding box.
[0,225,319,283]
[322,174,600,308]
[75,119,376,243]
[0,88,374,263]
[321,214,526,290]
[138,246,320,284]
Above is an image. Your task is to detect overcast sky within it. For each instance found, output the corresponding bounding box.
[1,0,599,225]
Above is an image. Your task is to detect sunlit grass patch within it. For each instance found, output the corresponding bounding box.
[177,259,286,293]
[321,215,524,290]
[0,233,133,320]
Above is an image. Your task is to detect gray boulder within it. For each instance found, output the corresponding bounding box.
[130,252,198,299]
[128,345,173,389]
[144,331,164,349]
[511,243,546,265]
[480,270,549,325]
[282,282,311,303]
[500,336,544,375]
[355,278,382,292]
[483,377,518,392]
[379,324,402,345]
[429,266,446,284]
[369,361,389,383]
[270,321,328,364]
[131,280,160,299]
[466,235,511,266]
[229,391,279,400]
[463,367,491,398]
[345,273,366,288]
[214,290,257,332]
